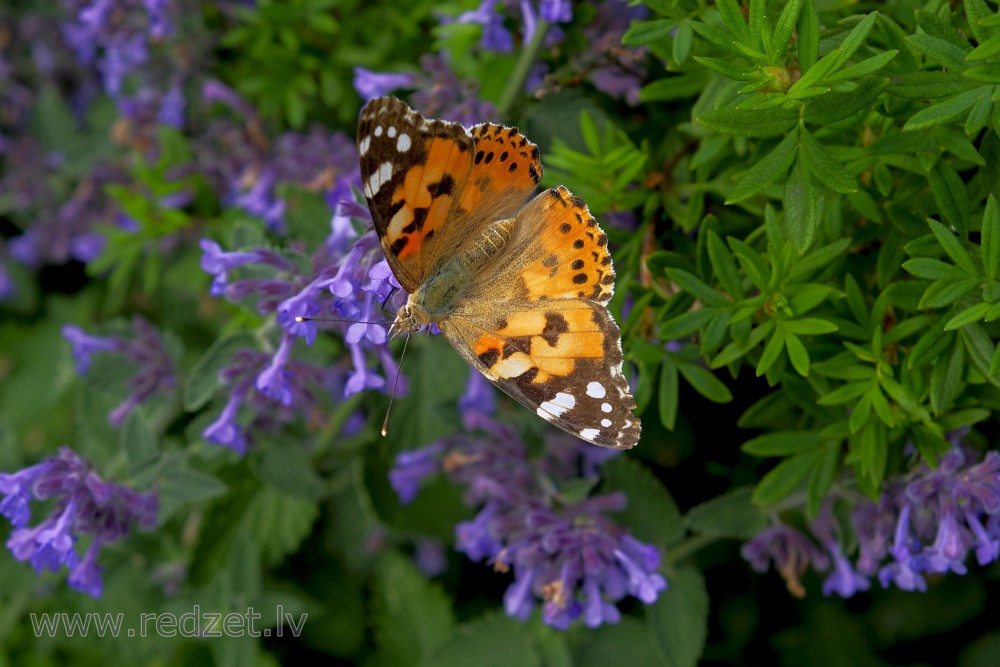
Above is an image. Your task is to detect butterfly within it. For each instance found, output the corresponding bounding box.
[357,97,640,449]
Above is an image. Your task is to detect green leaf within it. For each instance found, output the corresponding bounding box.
[601,456,684,546]
[696,106,799,138]
[928,218,977,274]
[623,18,677,46]
[756,327,786,376]
[716,0,751,45]
[771,0,802,60]
[683,487,767,539]
[673,20,693,64]
[903,257,970,280]
[817,381,870,405]
[806,442,840,516]
[887,72,977,99]
[928,163,970,236]
[903,88,983,131]
[659,358,679,431]
[784,332,809,375]
[184,332,257,411]
[706,230,744,298]
[961,324,1000,379]
[781,318,838,335]
[726,128,800,204]
[743,431,824,456]
[797,0,819,71]
[967,33,1000,61]
[801,77,885,125]
[753,449,823,506]
[677,362,733,403]
[244,486,319,563]
[918,278,980,308]
[907,33,969,70]
[983,195,1000,278]
[784,156,817,253]
[945,302,993,330]
[799,129,857,194]
[711,320,774,368]
[373,552,455,667]
[660,309,716,340]
[426,613,539,667]
[647,567,709,667]
[665,269,729,306]
[833,11,878,69]
[727,237,772,289]
[827,50,899,82]
[122,408,157,467]
[160,467,228,505]
[930,341,964,415]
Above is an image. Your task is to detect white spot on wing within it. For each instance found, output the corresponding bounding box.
[367,161,393,197]
[388,126,397,138]
[601,418,612,427]
[379,161,392,184]
[359,135,371,156]
[374,125,384,137]
[397,133,411,152]
[586,382,607,399]
[601,403,612,413]
[538,392,576,418]
[580,428,601,441]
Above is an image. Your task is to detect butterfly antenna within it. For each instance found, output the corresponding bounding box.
[295,316,386,325]
[381,330,410,437]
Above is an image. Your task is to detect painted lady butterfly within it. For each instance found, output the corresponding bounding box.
[357,97,640,449]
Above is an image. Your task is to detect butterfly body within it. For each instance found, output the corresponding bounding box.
[359,97,640,449]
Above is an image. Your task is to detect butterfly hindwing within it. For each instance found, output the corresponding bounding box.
[441,299,639,449]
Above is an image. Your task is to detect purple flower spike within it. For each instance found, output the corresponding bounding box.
[457,0,514,53]
[0,448,157,597]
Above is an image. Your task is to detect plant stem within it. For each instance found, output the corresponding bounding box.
[498,19,549,119]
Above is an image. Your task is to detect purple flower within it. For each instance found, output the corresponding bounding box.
[456,0,514,53]
[203,388,248,455]
[353,67,419,101]
[392,414,665,629]
[63,318,175,426]
[741,524,829,598]
[0,447,157,597]
[539,0,572,23]
[62,325,124,374]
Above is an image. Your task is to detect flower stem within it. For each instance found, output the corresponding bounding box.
[662,533,719,565]
[498,19,549,120]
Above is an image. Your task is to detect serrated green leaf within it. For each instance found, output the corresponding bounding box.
[425,613,539,667]
[601,456,684,545]
[160,467,228,505]
[726,128,800,204]
[784,156,817,253]
[244,486,319,563]
[647,567,709,667]
[677,362,733,403]
[122,408,157,467]
[683,487,767,538]
[373,552,455,667]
